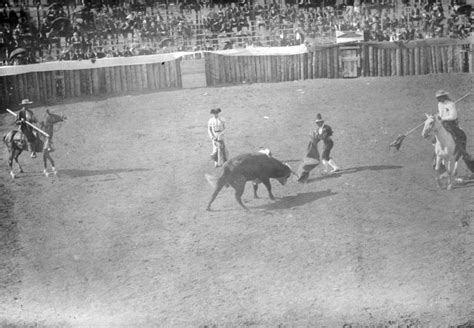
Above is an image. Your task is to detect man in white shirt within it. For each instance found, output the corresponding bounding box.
[208,108,227,167]
[436,90,470,160]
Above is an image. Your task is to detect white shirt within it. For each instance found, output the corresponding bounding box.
[438,100,457,121]
[208,116,225,140]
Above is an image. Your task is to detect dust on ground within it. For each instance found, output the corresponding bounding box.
[0,73,473,327]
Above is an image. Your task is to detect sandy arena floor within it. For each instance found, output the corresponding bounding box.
[0,73,473,327]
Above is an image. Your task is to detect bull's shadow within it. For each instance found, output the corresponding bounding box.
[60,168,152,179]
[306,164,402,183]
[255,189,336,211]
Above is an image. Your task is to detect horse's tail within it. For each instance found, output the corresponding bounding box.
[464,158,474,173]
[3,131,14,147]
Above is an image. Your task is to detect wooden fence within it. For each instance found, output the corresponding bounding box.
[360,40,472,77]
[205,39,473,86]
[0,59,182,108]
[0,39,472,108]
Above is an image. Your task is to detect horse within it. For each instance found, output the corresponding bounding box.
[3,110,66,179]
[422,113,459,190]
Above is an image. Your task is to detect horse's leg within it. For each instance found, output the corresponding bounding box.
[43,150,57,177]
[453,161,458,176]
[446,160,453,190]
[15,153,24,173]
[8,150,15,179]
[435,156,443,188]
[42,151,49,177]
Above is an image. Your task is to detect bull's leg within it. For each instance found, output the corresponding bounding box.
[253,179,261,198]
[206,178,226,211]
[261,178,275,200]
[230,177,248,210]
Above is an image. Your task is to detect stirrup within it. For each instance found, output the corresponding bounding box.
[31,152,37,158]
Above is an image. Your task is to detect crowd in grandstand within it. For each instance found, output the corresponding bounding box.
[0,0,471,65]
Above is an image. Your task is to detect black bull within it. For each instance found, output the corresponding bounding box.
[206,153,294,210]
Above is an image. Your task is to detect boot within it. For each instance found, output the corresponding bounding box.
[328,159,340,172]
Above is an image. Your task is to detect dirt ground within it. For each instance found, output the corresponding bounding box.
[0,73,473,327]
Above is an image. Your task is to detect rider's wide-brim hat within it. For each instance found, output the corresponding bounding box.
[210,108,221,114]
[315,113,324,123]
[20,99,33,105]
[435,90,449,98]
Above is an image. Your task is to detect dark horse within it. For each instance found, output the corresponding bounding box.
[3,110,66,179]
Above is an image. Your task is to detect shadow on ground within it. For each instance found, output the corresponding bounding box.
[256,189,337,210]
[454,176,474,189]
[306,165,403,183]
[60,168,152,178]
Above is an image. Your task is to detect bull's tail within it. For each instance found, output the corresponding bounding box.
[205,166,231,189]
[205,173,218,188]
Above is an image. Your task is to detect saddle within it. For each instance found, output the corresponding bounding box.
[4,130,25,147]
[4,130,42,152]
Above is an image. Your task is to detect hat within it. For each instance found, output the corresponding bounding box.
[435,90,449,98]
[210,108,221,114]
[315,113,324,123]
[20,99,33,105]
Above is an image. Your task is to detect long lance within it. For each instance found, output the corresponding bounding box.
[6,108,50,138]
[390,92,472,150]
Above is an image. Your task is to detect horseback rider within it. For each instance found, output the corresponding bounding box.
[313,113,340,174]
[436,90,471,160]
[208,108,226,168]
[16,99,38,158]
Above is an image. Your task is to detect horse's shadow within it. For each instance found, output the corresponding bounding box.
[306,165,403,183]
[255,189,337,211]
[454,176,474,189]
[60,168,152,179]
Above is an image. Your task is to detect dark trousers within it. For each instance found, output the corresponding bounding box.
[20,126,36,152]
[442,120,467,148]
[442,120,468,159]
[320,138,334,161]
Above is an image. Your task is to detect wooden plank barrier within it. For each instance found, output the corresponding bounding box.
[0,40,472,108]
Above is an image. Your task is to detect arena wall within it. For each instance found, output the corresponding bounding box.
[0,39,471,108]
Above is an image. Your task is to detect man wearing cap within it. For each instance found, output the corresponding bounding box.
[16,99,38,158]
[208,108,227,167]
[436,90,471,160]
[313,113,340,174]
